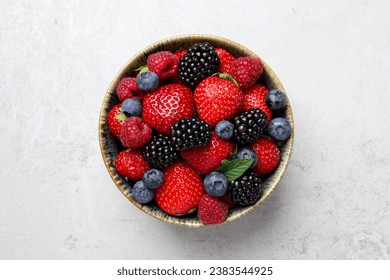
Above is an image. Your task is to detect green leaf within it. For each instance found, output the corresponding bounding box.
[115,113,127,120]
[215,158,254,181]
[231,144,238,160]
[214,72,239,87]
[134,65,148,73]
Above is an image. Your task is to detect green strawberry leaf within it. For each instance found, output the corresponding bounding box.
[134,65,148,73]
[115,113,127,120]
[215,158,254,181]
[214,72,239,87]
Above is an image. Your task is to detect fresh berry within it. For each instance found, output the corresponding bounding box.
[181,131,235,175]
[198,194,228,225]
[143,134,179,169]
[175,49,188,60]
[136,71,159,92]
[251,137,280,175]
[120,117,152,149]
[236,147,258,168]
[233,108,268,144]
[155,163,204,215]
[266,89,287,110]
[132,181,155,204]
[122,98,142,116]
[194,76,244,126]
[231,57,263,90]
[179,42,220,89]
[115,150,150,181]
[267,117,292,141]
[107,104,126,139]
[215,47,235,74]
[116,77,143,102]
[228,171,263,206]
[219,194,236,208]
[142,84,195,134]
[204,172,228,197]
[215,120,234,140]
[147,51,179,80]
[142,169,164,190]
[244,84,273,123]
[171,118,211,150]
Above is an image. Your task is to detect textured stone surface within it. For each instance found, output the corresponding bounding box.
[1,0,390,259]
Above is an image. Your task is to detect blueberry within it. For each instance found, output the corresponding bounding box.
[215,120,234,140]
[204,172,228,197]
[132,181,155,204]
[136,71,159,92]
[236,147,258,168]
[122,98,142,116]
[142,169,164,190]
[268,117,292,141]
[266,89,287,110]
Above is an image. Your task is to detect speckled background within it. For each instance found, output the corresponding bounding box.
[1,0,389,259]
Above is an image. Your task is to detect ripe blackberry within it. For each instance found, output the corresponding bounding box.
[143,134,178,168]
[233,108,268,144]
[228,171,263,206]
[171,118,212,150]
[178,42,220,89]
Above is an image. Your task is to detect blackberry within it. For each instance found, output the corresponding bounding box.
[143,134,178,168]
[178,42,220,89]
[233,108,268,144]
[171,118,212,150]
[228,171,263,206]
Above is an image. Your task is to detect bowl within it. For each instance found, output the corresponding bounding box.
[99,34,294,227]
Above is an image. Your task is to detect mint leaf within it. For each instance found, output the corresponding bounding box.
[134,65,148,73]
[115,113,127,120]
[215,158,254,181]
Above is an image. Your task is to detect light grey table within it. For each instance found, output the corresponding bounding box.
[1,0,389,259]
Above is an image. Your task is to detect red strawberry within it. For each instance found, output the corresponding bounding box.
[115,150,150,181]
[198,194,228,225]
[142,84,195,134]
[244,84,273,123]
[120,117,152,149]
[155,163,204,215]
[175,49,188,60]
[215,47,236,74]
[251,137,280,176]
[194,76,244,127]
[116,77,143,102]
[181,131,235,175]
[231,57,263,90]
[147,51,179,80]
[107,104,126,139]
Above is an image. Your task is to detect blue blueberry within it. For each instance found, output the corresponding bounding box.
[268,117,292,141]
[215,120,234,140]
[236,147,258,168]
[122,98,142,116]
[266,89,287,110]
[132,181,155,204]
[136,71,159,92]
[204,172,228,197]
[142,169,164,190]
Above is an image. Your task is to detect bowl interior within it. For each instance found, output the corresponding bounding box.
[99,34,294,227]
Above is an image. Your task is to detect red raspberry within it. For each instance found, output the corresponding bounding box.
[120,117,152,149]
[215,48,236,74]
[244,84,273,123]
[115,150,150,181]
[231,57,263,90]
[107,104,126,139]
[198,194,228,225]
[116,77,143,102]
[175,49,188,60]
[147,51,179,80]
[251,137,280,176]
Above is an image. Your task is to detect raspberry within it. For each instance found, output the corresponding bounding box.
[198,194,228,225]
[116,77,143,102]
[231,57,263,90]
[147,51,179,80]
[120,117,152,149]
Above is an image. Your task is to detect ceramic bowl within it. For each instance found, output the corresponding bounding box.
[99,34,294,227]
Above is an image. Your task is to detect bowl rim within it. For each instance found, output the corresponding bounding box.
[99,34,294,227]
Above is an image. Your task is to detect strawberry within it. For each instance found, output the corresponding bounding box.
[198,194,228,225]
[107,104,126,139]
[215,47,235,74]
[116,77,143,102]
[244,84,273,123]
[155,163,204,215]
[115,150,150,181]
[251,137,280,176]
[231,57,263,90]
[120,117,152,149]
[142,84,195,134]
[175,49,188,60]
[194,76,244,127]
[147,51,179,80]
[181,131,235,175]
